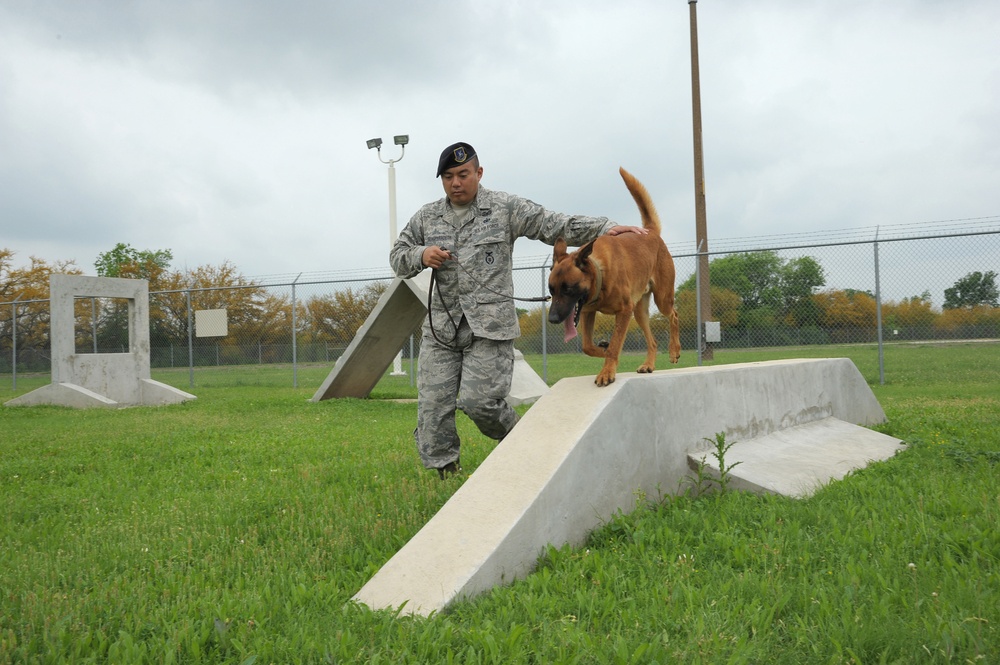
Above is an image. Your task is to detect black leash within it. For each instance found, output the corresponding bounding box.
[427,249,550,348]
[427,267,461,347]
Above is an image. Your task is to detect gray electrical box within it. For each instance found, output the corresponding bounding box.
[704,321,721,343]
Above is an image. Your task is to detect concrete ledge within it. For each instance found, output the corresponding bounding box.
[5,382,119,408]
[5,379,195,409]
[351,358,901,616]
[507,350,550,407]
[688,416,904,498]
[140,379,196,406]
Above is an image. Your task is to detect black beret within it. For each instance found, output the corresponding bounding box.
[436,142,477,177]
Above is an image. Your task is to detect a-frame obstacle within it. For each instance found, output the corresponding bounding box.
[311,272,548,405]
[352,358,903,616]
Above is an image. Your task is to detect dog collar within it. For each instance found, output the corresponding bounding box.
[587,256,604,306]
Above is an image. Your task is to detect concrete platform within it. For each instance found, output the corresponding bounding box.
[5,378,193,409]
[352,358,904,616]
[507,350,550,407]
[688,416,904,498]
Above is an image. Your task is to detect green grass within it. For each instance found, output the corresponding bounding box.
[1,343,998,663]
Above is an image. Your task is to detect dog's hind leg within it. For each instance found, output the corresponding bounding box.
[633,292,658,373]
[667,306,681,363]
[652,261,682,364]
[652,286,681,364]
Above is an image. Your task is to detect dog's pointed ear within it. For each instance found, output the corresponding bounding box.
[552,238,568,263]
[575,240,596,268]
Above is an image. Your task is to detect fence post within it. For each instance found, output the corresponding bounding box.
[11,295,22,390]
[874,230,885,385]
[186,288,194,389]
[410,334,415,388]
[292,273,301,388]
[540,264,548,383]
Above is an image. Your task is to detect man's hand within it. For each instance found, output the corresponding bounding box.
[422,245,452,269]
[606,225,649,236]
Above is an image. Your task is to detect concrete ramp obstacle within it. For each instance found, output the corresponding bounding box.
[311,275,430,401]
[311,272,548,405]
[352,358,904,616]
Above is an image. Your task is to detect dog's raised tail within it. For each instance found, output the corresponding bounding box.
[619,167,661,235]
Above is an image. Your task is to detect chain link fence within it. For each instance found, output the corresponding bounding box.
[3,226,998,389]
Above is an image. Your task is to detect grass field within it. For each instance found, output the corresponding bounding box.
[1,343,998,663]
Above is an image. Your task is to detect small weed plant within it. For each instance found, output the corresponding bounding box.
[687,430,743,497]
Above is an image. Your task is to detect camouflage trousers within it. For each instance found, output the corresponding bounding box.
[414,316,519,470]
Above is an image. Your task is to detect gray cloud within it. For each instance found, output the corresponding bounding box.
[1,0,998,279]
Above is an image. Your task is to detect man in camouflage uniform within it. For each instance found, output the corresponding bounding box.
[389,142,646,478]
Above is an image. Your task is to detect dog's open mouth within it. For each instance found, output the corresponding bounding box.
[563,299,586,343]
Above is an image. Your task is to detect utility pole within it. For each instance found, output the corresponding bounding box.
[689,0,713,360]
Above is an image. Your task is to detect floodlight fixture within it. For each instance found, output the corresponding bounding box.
[366,132,409,375]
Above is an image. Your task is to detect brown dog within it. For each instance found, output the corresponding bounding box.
[548,167,681,386]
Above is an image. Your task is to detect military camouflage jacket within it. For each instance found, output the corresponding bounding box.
[390,186,615,340]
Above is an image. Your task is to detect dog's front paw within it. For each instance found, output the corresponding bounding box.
[595,370,616,387]
[597,340,609,349]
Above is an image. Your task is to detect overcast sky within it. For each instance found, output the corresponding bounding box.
[2,0,998,284]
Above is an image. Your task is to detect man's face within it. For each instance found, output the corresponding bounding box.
[441,159,482,206]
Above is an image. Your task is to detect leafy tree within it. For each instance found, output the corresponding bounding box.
[303,283,388,348]
[0,249,84,357]
[780,257,825,300]
[517,305,545,340]
[935,303,1000,337]
[91,243,175,349]
[95,243,173,284]
[943,271,999,310]
[814,289,877,343]
[780,256,826,326]
[883,291,937,339]
[679,251,784,310]
[673,286,741,335]
[151,261,268,349]
[815,290,877,328]
[678,251,826,332]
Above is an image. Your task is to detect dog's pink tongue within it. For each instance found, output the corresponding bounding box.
[563,317,578,343]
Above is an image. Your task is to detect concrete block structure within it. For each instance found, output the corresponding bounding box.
[352,358,904,616]
[5,274,194,409]
[311,272,548,405]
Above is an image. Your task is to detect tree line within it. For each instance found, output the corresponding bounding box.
[1,244,386,367]
[517,252,999,352]
[2,245,997,368]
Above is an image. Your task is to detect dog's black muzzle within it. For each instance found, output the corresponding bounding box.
[547,297,586,326]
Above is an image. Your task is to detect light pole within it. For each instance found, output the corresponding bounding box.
[367,134,409,376]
